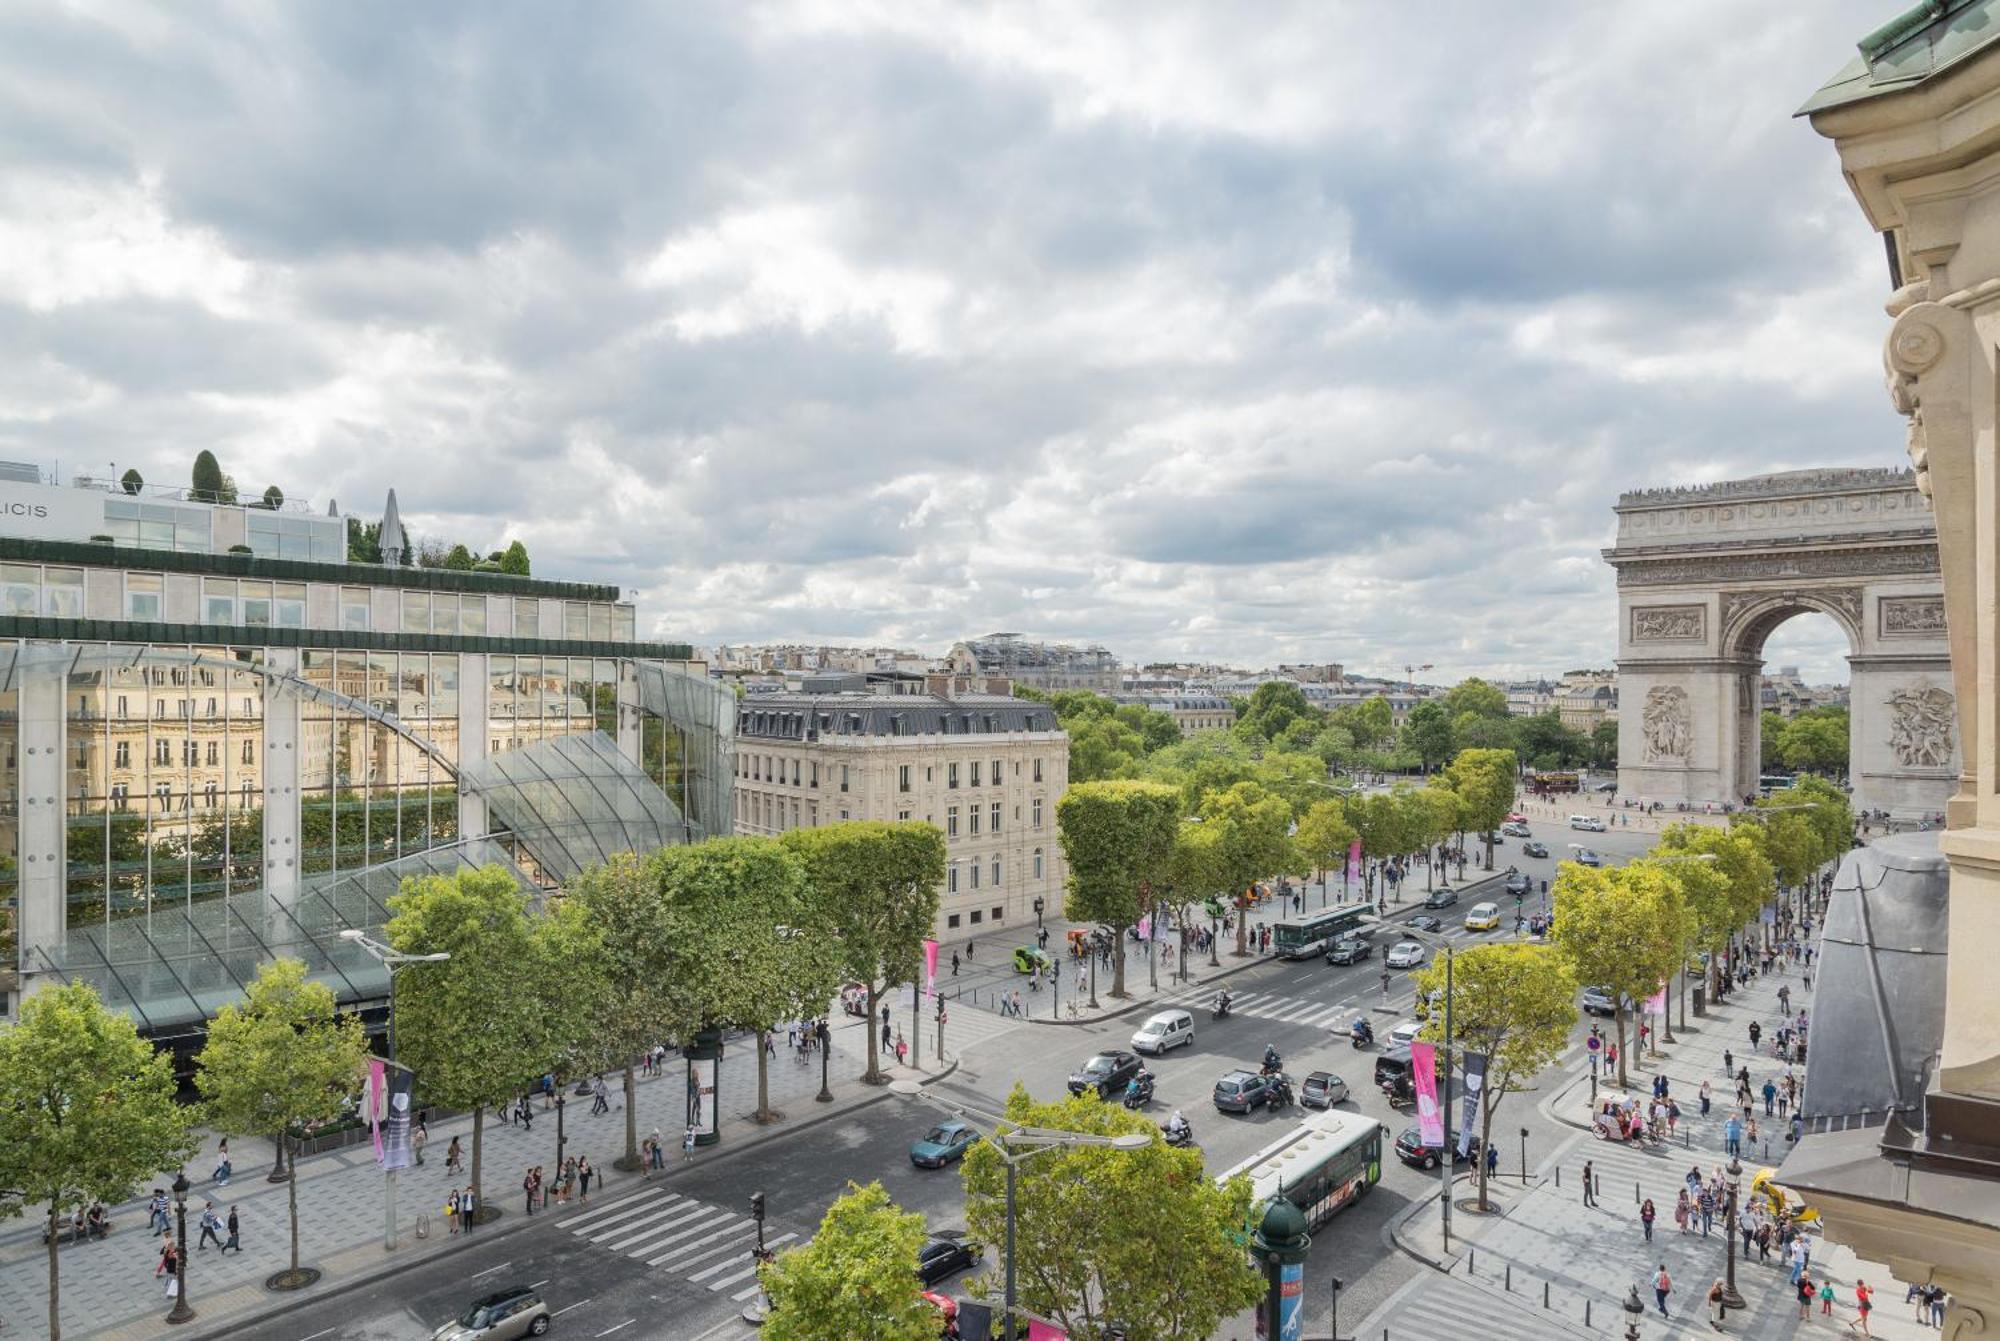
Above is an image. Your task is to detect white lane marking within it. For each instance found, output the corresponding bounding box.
[596,1322,636,1337]
[555,1186,655,1229]
[581,1196,692,1242]
[693,1233,796,1283]
[530,1279,549,1288]
[640,1214,747,1266]
[649,1236,745,1274]
[609,1206,735,1256]
[298,1330,337,1341]
[705,1264,763,1291]
[552,1299,593,1317]
[469,1261,512,1278]
[731,1281,767,1301]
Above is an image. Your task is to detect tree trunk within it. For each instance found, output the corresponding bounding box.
[863,984,882,1084]
[1614,1003,1629,1090]
[471,1106,485,1219]
[287,1133,300,1270]
[755,1035,773,1122]
[46,1203,60,1341]
[1477,1097,1497,1212]
[1111,925,1128,997]
[1678,967,1688,1032]
[1234,901,1249,957]
[621,1066,640,1170]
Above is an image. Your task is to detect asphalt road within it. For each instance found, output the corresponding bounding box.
[228,819,1666,1341]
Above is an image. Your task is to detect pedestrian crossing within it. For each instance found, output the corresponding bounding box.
[1361,1272,1600,1341]
[556,1186,799,1301]
[1155,987,1367,1031]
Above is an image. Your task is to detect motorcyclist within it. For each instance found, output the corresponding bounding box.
[1166,1109,1190,1141]
[1350,1017,1373,1044]
[1214,989,1232,1015]
[1263,1043,1281,1074]
[1126,1069,1152,1101]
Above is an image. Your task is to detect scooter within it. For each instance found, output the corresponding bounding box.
[1122,1072,1156,1110]
[1211,996,1232,1021]
[1265,1074,1294,1111]
[1161,1121,1196,1149]
[1349,1019,1374,1049]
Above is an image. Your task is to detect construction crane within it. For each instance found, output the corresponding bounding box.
[1404,663,1433,691]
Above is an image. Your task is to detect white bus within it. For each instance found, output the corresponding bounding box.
[1214,1108,1387,1233]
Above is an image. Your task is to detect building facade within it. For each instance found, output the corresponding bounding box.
[0,474,727,1034]
[731,691,1068,940]
[946,632,1119,694]
[1114,694,1236,736]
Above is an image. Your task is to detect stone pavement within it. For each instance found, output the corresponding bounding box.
[1364,947,1939,1340]
[0,1011,950,1341]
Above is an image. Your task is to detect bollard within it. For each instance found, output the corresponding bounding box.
[1685,1129,1691,1148]
[1468,1248,1475,1275]
[1556,1166,1561,1187]
[1544,1281,1550,1308]
[1505,1264,1511,1291]
[1586,1299,1592,1329]
[1636,1181,1641,1204]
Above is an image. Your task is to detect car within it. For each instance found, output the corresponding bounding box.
[1501,821,1531,837]
[1067,1050,1144,1100]
[1213,1070,1280,1114]
[1013,945,1054,974]
[1394,1125,1484,1172]
[1503,871,1531,897]
[1408,914,1445,934]
[1385,941,1427,969]
[917,1231,982,1285]
[1570,847,1604,867]
[1506,812,1527,824]
[1300,1071,1349,1108]
[1581,986,1623,1017]
[1594,781,1618,792]
[1568,814,1607,832]
[1423,889,1459,909]
[1325,937,1372,965]
[1131,1009,1196,1055]
[1390,1018,1424,1047]
[432,1287,551,1341]
[909,1119,978,1169]
[1522,841,1549,859]
[1463,901,1500,932]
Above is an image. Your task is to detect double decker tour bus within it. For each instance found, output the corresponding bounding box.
[1215,1109,1388,1232]
[1271,905,1373,960]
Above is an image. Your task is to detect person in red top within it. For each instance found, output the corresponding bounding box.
[1851,1279,1873,1335]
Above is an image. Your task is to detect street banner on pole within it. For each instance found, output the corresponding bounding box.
[1457,1051,1487,1160]
[923,938,939,997]
[364,1057,386,1161]
[1645,984,1668,1015]
[382,1064,415,1171]
[1411,1041,1443,1146]
[1346,840,1363,886]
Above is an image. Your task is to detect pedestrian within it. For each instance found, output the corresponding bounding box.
[951,951,961,976]
[523,1167,538,1215]
[412,1114,428,1165]
[518,1095,534,1133]
[1485,1142,1498,1179]
[221,1205,240,1254]
[1749,1020,1762,1049]
[212,1136,232,1187]
[459,1186,477,1232]
[446,1135,463,1176]
[1798,1275,1816,1320]
[682,1125,696,1163]
[1700,1079,1712,1117]
[1640,1198,1657,1242]
[578,1156,593,1204]
[1820,1278,1836,1316]
[1667,1096,1681,1135]
[1674,1190,1691,1234]
[1655,1264,1673,1317]
[1709,1278,1728,1329]
[148,1188,171,1236]
[649,1128,665,1172]
[1763,1079,1777,1115]
[1853,1279,1873,1336]
[196,1201,223,1251]
[161,1237,180,1295]
[1581,1159,1596,1207]
[1725,1114,1743,1158]
[1724,1047,1733,1076]
[1790,1236,1810,1285]
[446,1187,461,1235]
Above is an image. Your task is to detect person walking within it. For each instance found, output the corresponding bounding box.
[522,1167,538,1216]
[1852,1279,1874,1336]
[446,1135,463,1176]
[1725,1114,1743,1158]
[1820,1277,1836,1316]
[577,1156,593,1204]
[1700,1079,1713,1117]
[221,1205,240,1255]
[682,1125,696,1164]
[1708,1278,1728,1330]
[1654,1264,1674,1318]
[951,951,960,976]
[212,1137,232,1187]
[1798,1274,1817,1320]
[1581,1159,1596,1207]
[412,1114,428,1166]
[1674,1190,1691,1235]
[1763,1079,1777,1116]
[196,1201,224,1251]
[148,1188,171,1236]
[1640,1198,1657,1242]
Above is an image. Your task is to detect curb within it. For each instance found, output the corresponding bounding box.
[1383,1171,1472,1272]
[1024,958,1269,1028]
[171,1055,961,1341]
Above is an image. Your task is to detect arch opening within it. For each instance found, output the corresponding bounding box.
[1743,610,1854,796]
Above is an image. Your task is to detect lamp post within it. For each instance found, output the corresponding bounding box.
[165,1172,194,1325]
[1624,1283,1645,1340]
[815,1018,832,1103]
[338,929,451,1249]
[1033,895,1044,931]
[1520,1126,1530,1185]
[1329,1274,1344,1341]
[888,1081,1148,1341]
[1721,1154,1746,1310]
[1396,920,1457,1245]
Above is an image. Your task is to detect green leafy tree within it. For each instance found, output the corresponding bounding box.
[443,543,476,571]
[761,1181,939,1341]
[191,449,226,502]
[1059,780,1181,993]
[1517,711,1590,769]
[1777,708,1850,776]
[346,516,384,563]
[1652,823,1774,999]
[781,822,946,1085]
[387,866,549,1216]
[1203,780,1295,954]
[1452,711,1520,753]
[1440,677,1510,721]
[1758,710,1789,774]
[195,957,368,1281]
[1294,798,1357,888]
[1409,785,1463,890]
[1742,776,1850,892]
[1332,696,1395,751]
[262,484,284,510]
[119,468,142,495]
[500,539,531,575]
[1112,702,1182,753]
[960,1087,1264,1341]
[716,839,845,1121]
[1069,716,1148,783]
[1414,943,1577,1209]
[529,892,627,1149]
[1233,681,1318,745]
[1250,749,1332,819]
[0,982,197,1341]
[1344,791,1417,901]
[1590,719,1619,769]
[1146,731,1258,816]
[1550,862,1681,1089]
[1403,700,1456,770]
[1443,747,1518,869]
[565,850,680,1166]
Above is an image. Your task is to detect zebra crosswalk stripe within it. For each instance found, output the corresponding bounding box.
[612,1206,734,1256]
[578,1195,689,1242]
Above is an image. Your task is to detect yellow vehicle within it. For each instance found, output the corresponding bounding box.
[1749,1168,1822,1228]
[1463,901,1501,932]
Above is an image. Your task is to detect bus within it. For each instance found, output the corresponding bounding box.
[1271,906,1372,959]
[1529,771,1581,795]
[1215,1109,1387,1233]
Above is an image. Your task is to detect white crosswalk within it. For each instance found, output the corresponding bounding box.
[556,1186,801,1301]
[1154,987,1365,1031]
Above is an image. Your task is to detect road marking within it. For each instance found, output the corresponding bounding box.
[611,1206,735,1256]
[581,1196,691,1242]
[642,1215,747,1267]
[555,1186,653,1228]
[530,1279,549,1288]
[298,1329,337,1341]
[468,1261,511,1278]
[596,1322,636,1337]
[693,1234,796,1283]
[731,1281,767,1301]
[650,1236,745,1274]
[552,1299,593,1316]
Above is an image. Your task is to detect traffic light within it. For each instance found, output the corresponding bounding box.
[749,1192,766,1224]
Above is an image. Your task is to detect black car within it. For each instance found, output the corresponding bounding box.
[1213,1070,1279,1114]
[1068,1050,1144,1100]
[1423,889,1459,909]
[1409,914,1445,934]
[1522,841,1549,859]
[1325,937,1372,965]
[1394,1125,1483,1171]
[1503,871,1531,897]
[916,1231,982,1285]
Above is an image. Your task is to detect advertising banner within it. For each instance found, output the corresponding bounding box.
[1645,984,1668,1015]
[1346,840,1363,886]
[1457,1051,1488,1160]
[923,939,939,997]
[1136,913,1151,941]
[1411,1040,1443,1147]
[1027,1322,1069,1341]
[381,1063,415,1171]
[364,1057,386,1161]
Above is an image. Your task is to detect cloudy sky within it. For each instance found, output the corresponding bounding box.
[0,1,1908,683]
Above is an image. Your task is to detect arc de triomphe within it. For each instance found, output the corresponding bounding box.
[1604,467,1955,818]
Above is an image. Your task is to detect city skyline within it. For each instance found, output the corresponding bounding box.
[0,2,1896,682]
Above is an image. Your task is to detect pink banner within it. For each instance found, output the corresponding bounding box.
[365,1057,386,1162]
[1137,914,1151,941]
[1411,1041,1444,1147]
[1027,1322,1068,1341]
[1645,985,1667,1015]
[1346,839,1363,884]
[923,939,939,998]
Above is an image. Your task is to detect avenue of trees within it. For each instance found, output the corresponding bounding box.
[1760,705,1851,778]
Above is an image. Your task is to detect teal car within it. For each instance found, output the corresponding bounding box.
[910,1120,978,1169]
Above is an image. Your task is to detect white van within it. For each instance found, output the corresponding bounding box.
[1568,814,1606,832]
[1131,1009,1195,1056]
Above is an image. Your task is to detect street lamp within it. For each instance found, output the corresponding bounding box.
[1519,1126,1530,1185]
[339,929,451,1250]
[1329,1274,1344,1341]
[888,1080,1148,1341]
[1721,1154,1746,1310]
[1624,1283,1645,1340]
[165,1172,194,1325]
[1033,895,1044,930]
[814,1018,832,1103]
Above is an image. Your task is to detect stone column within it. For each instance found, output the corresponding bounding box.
[261,648,301,903]
[15,661,64,994]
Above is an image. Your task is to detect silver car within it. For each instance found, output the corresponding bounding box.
[434,1287,551,1340]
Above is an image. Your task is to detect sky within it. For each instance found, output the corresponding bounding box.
[0,1,1910,684]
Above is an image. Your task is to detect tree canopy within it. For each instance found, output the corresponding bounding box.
[761,1182,939,1341]
[1059,780,1182,993]
[1550,862,1681,1088]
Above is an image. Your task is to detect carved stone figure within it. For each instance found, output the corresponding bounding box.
[1881,596,1948,636]
[1887,682,1955,769]
[1631,605,1703,641]
[1642,686,1692,763]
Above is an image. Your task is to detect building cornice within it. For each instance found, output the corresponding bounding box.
[0,617,695,662]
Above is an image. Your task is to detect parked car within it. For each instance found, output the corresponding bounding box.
[916,1231,982,1285]
[1325,937,1372,966]
[1213,1070,1280,1114]
[1503,871,1532,897]
[1131,1009,1196,1056]
[1463,902,1501,932]
[432,1287,551,1341]
[1522,841,1549,859]
[909,1120,978,1169]
[1570,847,1604,867]
[1506,812,1528,824]
[1385,941,1427,969]
[1068,1050,1144,1100]
[1581,986,1626,1017]
[1300,1071,1349,1108]
[1568,814,1607,832]
[1390,1018,1424,1046]
[1423,889,1459,909]
[1408,915,1445,934]
[1394,1125,1484,1171]
[1501,821,1531,837]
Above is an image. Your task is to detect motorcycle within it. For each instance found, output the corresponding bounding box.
[1265,1074,1294,1111]
[1161,1121,1196,1149]
[1122,1072,1156,1110]
[1348,1019,1374,1049]
[1211,997,1232,1021]
[1382,1075,1416,1109]
[1260,1054,1283,1078]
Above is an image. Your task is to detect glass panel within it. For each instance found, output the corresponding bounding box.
[274,583,306,629]
[341,587,370,632]
[0,564,37,616]
[460,596,485,636]
[125,573,163,621]
[565,603,587,640]
[203,579,237,625]
[430,594,457,635]
[239,582,272,629]
[613,605,635,642]
[515,599,539,640]
[402,592,429,635]
[43,568,82,617]
[588,604,611,641]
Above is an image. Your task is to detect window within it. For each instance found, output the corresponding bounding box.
[154,782,171,809]
[515,599,540,639]
[1034,848,1044,880]
[948,763,959,789]
[402,591,430,635]
[969,807,980,835]
[0,563,36,615]
[970,862,980,890]
[898,809,911,821]
[752,757,761,782]
[810,762,819,789]
[183,740,197,766]
[1032,798,1043,829]
[109,783,129,812]
[840,765,850,793]
[205,741,217,766]
[947,913,961,929]
[274,583,306,628]
[154,739,170,766]
[41,567,82,618]
[992,857,1001,887]
[969,909,982,924]
[113,740,130,768]
[125,572,163,621]
[970,760,981,787]
[791,759,800,786]
[990,801,1001,833]
[565,602,588,640]
[992,758,1002,784]
[116,695,128,719]
[461,595,487,636]
[240,582,273,628]
[947,806,959,838]
[342,587,371,632]
[431,593,458,634]
[203,578,237,624]
[1034,758,1044,783]
[898,764,911,793]
[203,781,218,809]
[242,739,254,765]
[838,808,848,821]
[991,906,1003,921]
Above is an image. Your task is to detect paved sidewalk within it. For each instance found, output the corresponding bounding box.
[0,1013,950,1341]
[1368,948,1936,1340]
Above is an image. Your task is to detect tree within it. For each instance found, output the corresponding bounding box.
[1233,681,1317,745]
[1403,700,1456,770]
[443,543,476,571]
[781,822,946,1085]
[1759,710,1789,774]
[960,1087,1264,1341]
[386,866,549,1217]
[714,839,844,1121]
[1294,798,1356,888]
[500,539,531,575]
[119,468,142,495]
[1058,780,1181,994]
[760,1181,939,1341]
[1653,822,1774,998]
[1452,711,1519,754]
[346,516,383,564]
[1113,702,1182,753]
[191,449,226,503]
[195,957,368,1283]
[0,981,196,1340]
[1068,716,1148,783]
[1345,791,1418,901]
[1443,747,1517,869]
[1777,708,1850,776]
[262,484,285,511]
[1413,944,1577,1210]
[1590,719,1619,770]
[1249,749,1331,819]
[1742,776,1850,892]
[1440,677,1510,722]
[1409,785,1463,889]
[1549,862,1681,1089]
[565,850,679,1167]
